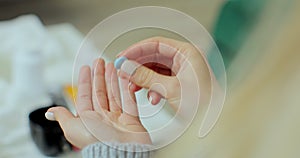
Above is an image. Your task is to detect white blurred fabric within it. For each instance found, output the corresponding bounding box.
[0,15,83,158]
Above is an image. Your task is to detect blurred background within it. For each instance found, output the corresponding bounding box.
[0,0,299,158]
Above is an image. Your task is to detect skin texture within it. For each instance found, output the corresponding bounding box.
[46,36,211,149]
[47,58,151,149]
[118,36,211,111]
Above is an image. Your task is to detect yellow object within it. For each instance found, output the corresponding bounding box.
[63,85,78,105]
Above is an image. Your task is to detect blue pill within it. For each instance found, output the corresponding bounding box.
[114,56,128,69]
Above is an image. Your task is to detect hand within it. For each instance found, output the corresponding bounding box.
[46,58,151,149]
[117,36,211,110]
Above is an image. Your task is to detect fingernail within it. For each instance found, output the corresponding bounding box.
[114,56,128,69]
[45,112,55,121]
[149,96,153,105]
[128,81,132,89]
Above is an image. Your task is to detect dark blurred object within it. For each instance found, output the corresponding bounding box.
[213,0,266,67]
[29,105,72,157]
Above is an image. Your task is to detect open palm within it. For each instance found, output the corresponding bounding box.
[47,58,151,149]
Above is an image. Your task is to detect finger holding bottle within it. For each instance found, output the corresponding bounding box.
[115,36,210,110]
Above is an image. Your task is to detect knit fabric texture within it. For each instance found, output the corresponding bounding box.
[82,142,153,158]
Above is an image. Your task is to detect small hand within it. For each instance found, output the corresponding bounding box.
[46,58,151,149]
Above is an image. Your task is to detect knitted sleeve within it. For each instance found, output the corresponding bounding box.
[82,142,153,158]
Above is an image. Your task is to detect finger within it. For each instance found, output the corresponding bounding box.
[127,66,173,93]
[76,66,93,113]
[129,83,142,92]
[46,106,75,129]
[46,107,94,149]
[120,78,138,116]
[105,63,122,113]
[92,58,108,112]
[148,90,162,105]
[117,36,187,59]
[119,60,180,99]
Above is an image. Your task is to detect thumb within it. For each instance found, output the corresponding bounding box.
[118,60,180,99]
[45,106,74,131]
